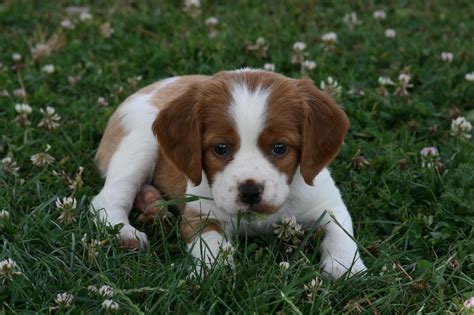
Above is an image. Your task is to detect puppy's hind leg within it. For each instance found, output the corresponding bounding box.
[92,129,158,250]
[133,184,175,225]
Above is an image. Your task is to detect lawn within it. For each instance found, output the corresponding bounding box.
[1,0,473,313]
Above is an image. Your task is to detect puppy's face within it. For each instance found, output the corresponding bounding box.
[154,71,348,216]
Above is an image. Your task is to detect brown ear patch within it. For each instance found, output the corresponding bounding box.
[152,85,203,185]
[298,79,349,185]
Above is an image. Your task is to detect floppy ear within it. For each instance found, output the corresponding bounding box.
[152,85,202,185]
[298,79,349,185]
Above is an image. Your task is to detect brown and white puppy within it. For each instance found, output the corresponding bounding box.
[92,69,366,278]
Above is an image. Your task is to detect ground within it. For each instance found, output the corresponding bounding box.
[1,1,473,313]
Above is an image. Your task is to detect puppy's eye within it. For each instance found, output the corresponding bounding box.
[272,143,289,156]
[213,143,230,157]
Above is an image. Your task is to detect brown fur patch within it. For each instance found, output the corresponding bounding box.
[211,71,348,185]
[152,150,187,210]
[198,77,239,185]
[297,79,349,184]
[152,74,237,186]
[95,112,127,174]
[180,210,223,243]
[150,75,210,110]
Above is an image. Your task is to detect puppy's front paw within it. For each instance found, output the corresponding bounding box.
[321,255,367,279]
[118,224,148,250]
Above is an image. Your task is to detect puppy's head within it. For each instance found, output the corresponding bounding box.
[153,70,348,215]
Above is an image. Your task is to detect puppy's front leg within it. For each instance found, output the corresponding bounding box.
[92,128,158,250]
[180,211,231,277]
[319,206,367,278]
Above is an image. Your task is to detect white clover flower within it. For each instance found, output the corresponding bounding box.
[0,209,10,222]
[2,157,20,174]
[278,261,290,271]
[60,19,74,29]
[64,6,90,15]
[184,0,200,8]
[13,88,26,97]
[55,197,77,210]
[420,147,439,168]
[394,73,413,96]
[102,299,120,311]
[342,12,361,30]
[127,75,143,87]
[246,36,268,58]
[273,215,304,252]
[31,43,49,59]
[68,166,84,190]
[56,196,77,225]
[378,76,395,86]
[373,10,386,20]
[379,263,397,276]
[293,41,307,52]
[398,74,411,84]
[42,64,55,74]
[68,75,81,86]
[31,144,55,167]
[79,11,92,21]
[420,147,438,157]
[81,233,102,259]
[465,72,474,81]
[183,0,201,18]
[38,106,61,130]
[0,258,22,281]
[302,60,316,70]
[205,17,219,38]
[219,243,235,267]
[464,297,474,309]
[205,16,219,26]
[15,103,32,127]
[304,277,322,290]
[385,28,396,38]
[54,292,74,308]
[12,53,22,62]
[100,22,114,38]
[441,52,453,63]
[97,96,108,107]
[450,116,472,140]
[291,41,307,64]
[98,285,114,298]
[321,32,337,51]
[263,63,275,71]
[15,103,32,115]
[301,60,316,75]
[322,32,337,43]
[87,285,98,294]
[320,76,342,98]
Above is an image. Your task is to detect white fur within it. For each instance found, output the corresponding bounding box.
[188,230,230,277]
[212,83,290,214]
[187,168,366,278]
[91,78,177,248]
[186,81,365,278]
[93,73,366,278]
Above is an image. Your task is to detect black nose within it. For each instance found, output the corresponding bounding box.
[238,180,263,205]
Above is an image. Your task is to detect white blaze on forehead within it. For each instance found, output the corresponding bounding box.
[211,81,290,214]
[229,82,269,148]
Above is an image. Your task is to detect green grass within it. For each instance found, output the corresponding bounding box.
[1,0,473,313]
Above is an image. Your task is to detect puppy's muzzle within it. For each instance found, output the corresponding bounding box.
[238,179,263,205]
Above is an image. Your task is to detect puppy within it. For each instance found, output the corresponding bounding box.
[91,69,367,278]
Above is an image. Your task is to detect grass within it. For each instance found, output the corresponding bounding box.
[1,0,473,313]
